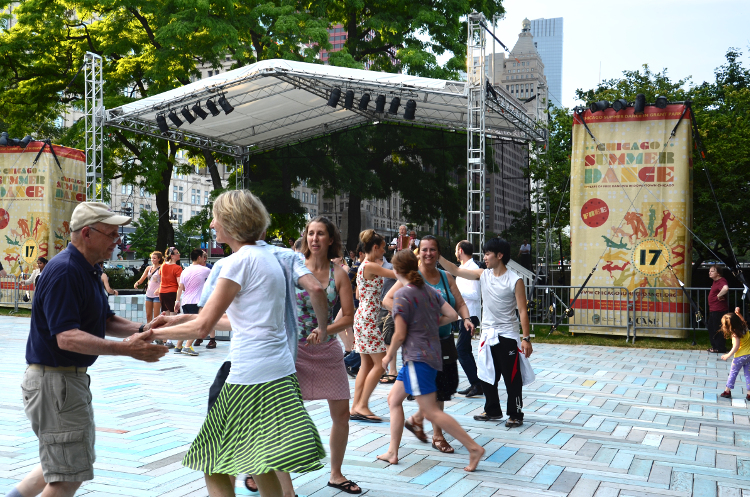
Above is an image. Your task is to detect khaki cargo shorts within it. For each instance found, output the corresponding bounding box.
[22,366,96,482]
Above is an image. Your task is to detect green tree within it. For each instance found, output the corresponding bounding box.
[689,48,750,267]
[0,0,331,250]
[327,0,503,79]
[128,210,159,259]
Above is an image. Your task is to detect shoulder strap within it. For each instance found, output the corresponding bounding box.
[439,270,453,304]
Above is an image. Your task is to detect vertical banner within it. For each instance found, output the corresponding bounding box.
[570,104,693,338]
[0,143,86,276]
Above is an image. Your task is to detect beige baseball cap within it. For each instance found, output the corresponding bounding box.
[70,202,132,232]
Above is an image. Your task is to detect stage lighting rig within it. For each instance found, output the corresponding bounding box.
[375,95,386,113]
[655,95,668,109]
[168,110,183,128]
[612,99,628,112]
[156,114,169,133]
[205,99,221,117]
[358,93,371,110]
[404,99,416,120]
[388,97,400,114]
[218,95,234,114]
[327,88,341,107]
[344,90,354,110]
[589,100,610,113]
[634,93,646,114]
[192,103,208,120]
[181,106,197,124]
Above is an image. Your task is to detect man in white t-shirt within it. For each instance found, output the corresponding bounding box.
[453,241,483,398]
[174,248,212,354]
[518,239,532,271]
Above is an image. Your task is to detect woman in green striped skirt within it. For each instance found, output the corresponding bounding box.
[152,190,325,497]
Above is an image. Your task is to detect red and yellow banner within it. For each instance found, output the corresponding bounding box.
[0,143,85,275]
[570,104,693,337]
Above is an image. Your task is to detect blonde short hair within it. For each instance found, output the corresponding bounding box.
[212,190,270,243]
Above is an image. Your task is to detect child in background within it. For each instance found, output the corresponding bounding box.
[720,307,750,401]
[377,250,485,472]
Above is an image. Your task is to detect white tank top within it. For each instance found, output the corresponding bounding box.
[480,268,521,338]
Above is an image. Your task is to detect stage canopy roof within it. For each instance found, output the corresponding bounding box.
[105,59,545,158]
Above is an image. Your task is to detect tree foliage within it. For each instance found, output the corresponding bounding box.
[327,0,504,79]
[0,0,331,250]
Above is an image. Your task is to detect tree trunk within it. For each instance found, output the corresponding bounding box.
[155,144,176,251]
[346,192,362,252]
[201,149,224,191]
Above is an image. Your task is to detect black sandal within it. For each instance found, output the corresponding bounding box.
[327,479,362,494]
[379,374,397,384]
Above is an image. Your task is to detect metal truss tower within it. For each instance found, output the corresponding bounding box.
[84,52,104,203]
[466,12,487,254]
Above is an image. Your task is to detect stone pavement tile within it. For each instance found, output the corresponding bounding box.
[549,470,582,493]
[5,317,750,496]
[694,478,718,497]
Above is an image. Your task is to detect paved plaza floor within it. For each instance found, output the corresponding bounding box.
[0,316,749,497]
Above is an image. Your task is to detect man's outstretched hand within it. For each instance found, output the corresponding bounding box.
[123,330,168,362]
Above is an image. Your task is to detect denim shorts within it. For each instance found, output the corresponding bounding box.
[145,296,160,303]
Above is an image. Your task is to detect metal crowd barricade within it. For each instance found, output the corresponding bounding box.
[0,275,21,314]
[630,287,748,342]
[527,285,631,335]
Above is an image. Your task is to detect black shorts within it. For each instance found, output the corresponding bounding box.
[160,292,177,313]
[182,303,199,315]
[435,361,459,402]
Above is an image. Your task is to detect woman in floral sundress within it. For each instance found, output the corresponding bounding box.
[351,230,396,422]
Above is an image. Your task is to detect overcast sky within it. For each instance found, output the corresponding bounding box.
[479,0,750,108]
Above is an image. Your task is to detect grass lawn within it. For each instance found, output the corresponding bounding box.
[528,324,727,351]
[0,306,30,317]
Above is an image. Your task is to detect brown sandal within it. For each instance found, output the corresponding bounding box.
[404,416,428,442]
[431,436,454,453]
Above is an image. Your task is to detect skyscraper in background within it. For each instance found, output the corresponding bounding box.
[528,17,563,108]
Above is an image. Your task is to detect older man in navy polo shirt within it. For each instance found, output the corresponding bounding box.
[9,203,168,497]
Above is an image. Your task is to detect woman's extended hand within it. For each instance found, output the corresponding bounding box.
[306,328,322,345]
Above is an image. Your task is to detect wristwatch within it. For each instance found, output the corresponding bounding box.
[522,336,531,342]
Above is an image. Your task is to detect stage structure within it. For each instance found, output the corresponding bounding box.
[84,52,104,202]
[93,17,546,248]
[569,103,694,338]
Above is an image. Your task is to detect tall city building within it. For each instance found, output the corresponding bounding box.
[528,17,563,108]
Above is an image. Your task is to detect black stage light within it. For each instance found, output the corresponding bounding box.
[168,110,183,127]
[344,90,354,110]
[388,96,401,114]
[589,100,610,113]
[655,95,668,109]
[20,135,32,148]
[612,99,628,112]
[218,95,234,114]
[634,93,646,114]
[192,103,209,120]
[404,99,417,120]
[156,114,169,133]
[205,99,221,117]
[327,88,341,107]
[358,93,371,110]
[0,132,8,146]
[181,106,197,124]
[375,95,386,113]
